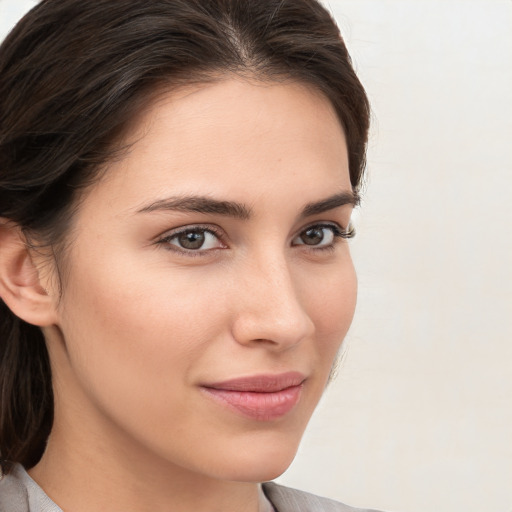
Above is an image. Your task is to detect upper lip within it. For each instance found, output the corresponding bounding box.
[202,371,306,393]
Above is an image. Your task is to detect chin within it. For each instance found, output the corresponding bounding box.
[223,457,296,483]
[206,431,303,483]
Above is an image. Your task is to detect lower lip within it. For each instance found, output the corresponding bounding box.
[201,384,303,421]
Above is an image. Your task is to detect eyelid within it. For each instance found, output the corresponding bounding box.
[156,224,227,254]
[294,221,355,242]
[158,223,223,237]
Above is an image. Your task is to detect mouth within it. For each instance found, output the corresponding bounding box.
[201,372,306,421]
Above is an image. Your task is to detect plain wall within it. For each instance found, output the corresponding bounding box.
[1,1,511,511]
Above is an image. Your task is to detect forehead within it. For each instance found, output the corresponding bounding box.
[81,78,350,215]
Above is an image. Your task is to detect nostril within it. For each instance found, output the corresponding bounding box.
[231,301,314,350]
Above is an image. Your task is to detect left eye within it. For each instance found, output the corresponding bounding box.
[165,228,223,251]
[292,225,338,247]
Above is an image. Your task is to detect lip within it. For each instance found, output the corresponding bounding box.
[201,372,306,421]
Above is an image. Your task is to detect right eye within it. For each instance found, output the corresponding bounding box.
[159,227,225,252]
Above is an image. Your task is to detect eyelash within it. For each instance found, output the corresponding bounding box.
[156,222,355,256]
[297,223,355,250]
[157,224,225,257]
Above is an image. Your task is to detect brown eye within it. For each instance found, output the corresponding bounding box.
[178,231,206,250]
[292,224,342,248]
[300,227,327,245]
[164,228,223,252]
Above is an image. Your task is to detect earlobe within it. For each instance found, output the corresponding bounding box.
[0,219,58,326]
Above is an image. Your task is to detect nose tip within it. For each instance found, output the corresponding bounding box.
[230,264,315,350]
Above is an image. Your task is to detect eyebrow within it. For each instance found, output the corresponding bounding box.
[136,191,358,220]
[137,196,252,219]
[300,191,359,218]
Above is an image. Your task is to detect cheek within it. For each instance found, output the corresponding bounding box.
[300,255,357,361]
[57,251,226,415]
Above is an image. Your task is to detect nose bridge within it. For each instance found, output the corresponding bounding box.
[231,246,314,348]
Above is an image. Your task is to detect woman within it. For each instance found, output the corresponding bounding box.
[0,1,375,510]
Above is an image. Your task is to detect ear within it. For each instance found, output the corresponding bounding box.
[0,219,58,326]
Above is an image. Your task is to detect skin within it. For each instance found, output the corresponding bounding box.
[26,78,358,512]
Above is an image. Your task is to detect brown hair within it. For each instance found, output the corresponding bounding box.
[0,0,370,471]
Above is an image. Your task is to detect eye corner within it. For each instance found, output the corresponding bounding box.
[342,222,356,239]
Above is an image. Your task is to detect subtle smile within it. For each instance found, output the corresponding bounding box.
[201,372,306,421]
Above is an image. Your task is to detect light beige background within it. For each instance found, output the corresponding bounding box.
[1,1,511,511]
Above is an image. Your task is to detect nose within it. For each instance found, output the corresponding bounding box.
[230,254,315,351]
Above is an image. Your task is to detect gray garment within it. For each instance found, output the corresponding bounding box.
[0,463,383,512]
[262,483,383,512]
[0,465,60,512]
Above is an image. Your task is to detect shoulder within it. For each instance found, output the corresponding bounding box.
[0,464,62,512]
[0,464,29,512]
[262,482,385,512]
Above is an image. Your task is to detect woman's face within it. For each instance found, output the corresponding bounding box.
[47,78,357,482]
